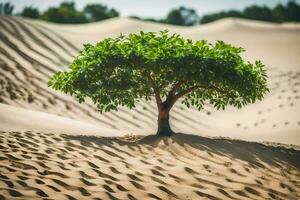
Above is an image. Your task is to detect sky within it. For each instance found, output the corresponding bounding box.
[4,0,300,19]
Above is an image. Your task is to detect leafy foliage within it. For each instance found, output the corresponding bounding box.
[49,31,268,114]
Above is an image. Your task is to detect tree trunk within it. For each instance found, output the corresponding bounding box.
[156,108,174,137]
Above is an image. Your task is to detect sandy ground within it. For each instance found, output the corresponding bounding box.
[0,16,300,199]
[0,103,124,137]
[0,131,299,200]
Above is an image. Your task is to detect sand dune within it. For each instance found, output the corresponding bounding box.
[0,103,124,136]
[0,16,300,199]
[0,16,299,144]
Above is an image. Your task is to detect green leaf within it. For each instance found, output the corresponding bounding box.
[48,30,269,113]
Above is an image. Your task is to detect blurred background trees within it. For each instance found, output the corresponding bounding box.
[41,2,86,23]
[0,2,14,15]
[0,1,299,25]
[165,6,199,26]
[1,1,119,24]
[20,6,40,19]
[200,1,300,24]
[83,4,119,22]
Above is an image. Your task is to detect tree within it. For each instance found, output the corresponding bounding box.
[21,6,40,19]
[83,4,119,22]
[165,6,199,26]
[243,5,276,22]
[42,2,86,23]
[285,1,300,21]
[0,2,14,15]
[48,31,269,136]
[273,4,286,22]
[200,1,300,24]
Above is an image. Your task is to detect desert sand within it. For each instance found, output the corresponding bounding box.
[0,131,299,199]
[0,16,300,199]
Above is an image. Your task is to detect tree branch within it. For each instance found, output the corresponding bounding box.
[169,81,185,96]
[145,73,162,109]
[173,84,229,101]
[163,81,185,109]
[174,85,203,100]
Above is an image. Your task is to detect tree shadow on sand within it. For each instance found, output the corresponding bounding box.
[64,133,300,169]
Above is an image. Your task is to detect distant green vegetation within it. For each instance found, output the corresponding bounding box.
[1,1,300,25]
[131,6,199,26]
[133,1,300,25]
[200,1,300,24]
[83,4,119,22]
[1,1,119,24]
[41,2,87,23]
[20,6,40,19]
[0,2,14,15]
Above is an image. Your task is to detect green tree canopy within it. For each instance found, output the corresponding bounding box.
[83,4,119,22]
[49,31,268,136]
[21,6,40,19]
[38,2,119,23]
[284,1,300,21]
[243,5,276,22]
[165,6,199,26]
[42,2,86,23]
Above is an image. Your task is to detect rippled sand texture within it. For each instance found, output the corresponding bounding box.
[0,131,299,200]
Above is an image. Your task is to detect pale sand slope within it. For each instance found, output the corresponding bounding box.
[0,103,124,137]
[0,16,300,145]
[0,131,299,200]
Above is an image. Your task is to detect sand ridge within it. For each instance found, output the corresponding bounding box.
[0,131,299,200]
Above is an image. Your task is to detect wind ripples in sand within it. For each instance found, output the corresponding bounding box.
[0,131,299,199]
